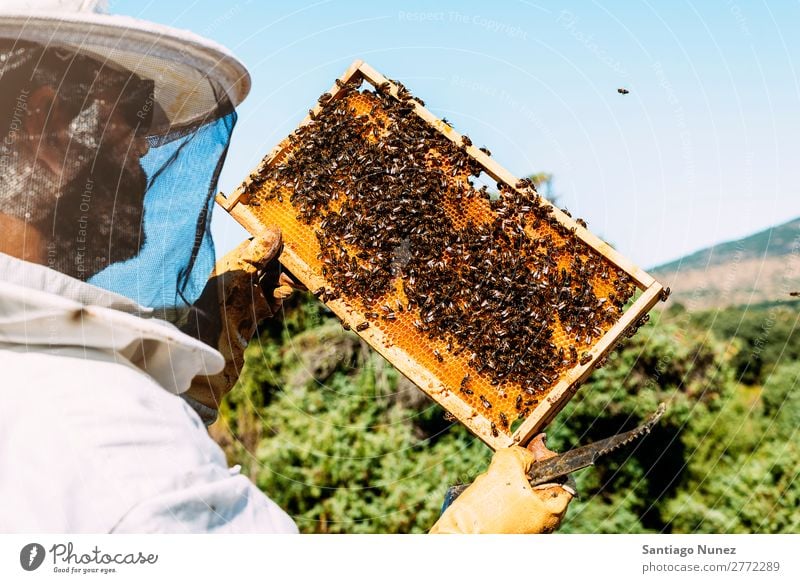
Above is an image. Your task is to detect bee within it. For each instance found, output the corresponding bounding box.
[490,422,499,437]
[579,352,592,366]
[791,291,800,297]
[576,218,588,228]
[318,92,332,104]
[313,286,326,296]
[479,146,491,156]
[461,135,472,148]
[617,88,630,95]
[660,287,671,302]
[433,349,444,363]
[356,322,370,332]
[479,395,492,409]
[515,395,523,410]
[342,322,351,331]
[499,412,508,428]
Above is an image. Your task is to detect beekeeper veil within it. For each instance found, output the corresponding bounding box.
[0,1,250,322]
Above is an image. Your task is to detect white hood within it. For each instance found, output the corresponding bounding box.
[0,253,224,393]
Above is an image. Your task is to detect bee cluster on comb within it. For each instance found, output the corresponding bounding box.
[221,61,664,449]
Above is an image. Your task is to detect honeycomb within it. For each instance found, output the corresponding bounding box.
[224,65,656,448]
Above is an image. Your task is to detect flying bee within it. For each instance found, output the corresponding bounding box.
[617,87,630,95]
[479,146,492,156]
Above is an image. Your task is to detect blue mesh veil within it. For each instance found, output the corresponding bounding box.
[0,39,236,323]
[89,106,235,316]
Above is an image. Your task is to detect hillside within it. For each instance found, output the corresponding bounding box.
[650,218,800,310]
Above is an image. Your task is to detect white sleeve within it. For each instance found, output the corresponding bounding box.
[0,345,298,534]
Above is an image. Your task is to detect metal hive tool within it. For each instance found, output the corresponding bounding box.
[217,60,665,450]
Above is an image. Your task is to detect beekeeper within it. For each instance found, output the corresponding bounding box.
[0,0,574,533]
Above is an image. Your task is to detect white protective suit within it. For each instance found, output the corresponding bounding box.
[0,253,298,533]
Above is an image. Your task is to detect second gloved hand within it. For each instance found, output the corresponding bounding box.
[430,434,575,534]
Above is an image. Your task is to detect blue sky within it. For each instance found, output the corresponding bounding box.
[115,0,800,268]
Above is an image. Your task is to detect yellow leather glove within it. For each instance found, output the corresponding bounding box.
[182,227,297,414]
[430,434,575,534]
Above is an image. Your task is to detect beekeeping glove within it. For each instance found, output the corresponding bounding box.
[182,228,297,420]
[430,434,575,534]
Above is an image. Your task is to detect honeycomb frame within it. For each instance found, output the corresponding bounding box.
[217,60,664,450]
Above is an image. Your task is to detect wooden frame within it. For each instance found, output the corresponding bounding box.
[217,60,664,450]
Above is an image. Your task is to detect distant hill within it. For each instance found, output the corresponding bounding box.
[650,218,800,310]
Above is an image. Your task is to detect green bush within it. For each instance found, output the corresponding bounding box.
[213,296,800,533]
